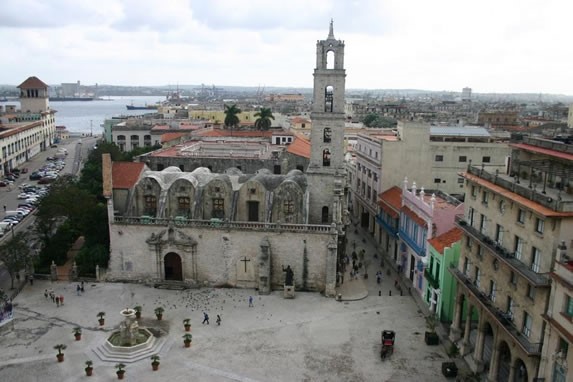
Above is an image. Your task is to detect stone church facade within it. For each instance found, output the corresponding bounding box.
[104,23,349,296]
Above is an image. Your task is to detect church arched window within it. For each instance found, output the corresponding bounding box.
[326,50,335,69]
[321,206,329,223]
[324,86,333,112]
[323,128,332,143]
[144,195,157,216]
[322,149,331,166]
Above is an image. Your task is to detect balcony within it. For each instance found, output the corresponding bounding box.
[450,267,542,355]
[375,214,398,238]
[466,164,573,212]
[424,268,439,290]
[455,215,549,287]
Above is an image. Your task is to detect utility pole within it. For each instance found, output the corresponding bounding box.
[90,120,93,137]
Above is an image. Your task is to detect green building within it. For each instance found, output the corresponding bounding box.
[424,227,462,322]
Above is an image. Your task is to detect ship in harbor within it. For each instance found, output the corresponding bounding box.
[126,103,159,110]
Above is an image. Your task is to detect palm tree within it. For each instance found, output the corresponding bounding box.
[224,104,241,130]
[254,108,274,130]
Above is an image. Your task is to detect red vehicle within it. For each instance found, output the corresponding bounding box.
[381,330,396,360]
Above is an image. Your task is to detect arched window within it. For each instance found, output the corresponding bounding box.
[323,128,332,143]
[322,149,331,166]
[324,86,334,112]
[321,206,329,223]
[326,51,335,69]
[144,195,157,216]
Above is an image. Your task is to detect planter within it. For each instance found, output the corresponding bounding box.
[184,325,191,332]
[98,319,105,326]
[442,361,458,378]
[135,312,141,319]
[184,340,192,348]
[117,371,125,380]
[75,334,82,341]
[56,354,64,362]
[85,367,93,376]
[424,331,440,346]
[152,362,159,371]
[156,314,163,321]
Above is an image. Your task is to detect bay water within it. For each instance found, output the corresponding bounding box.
[1,96,165,135]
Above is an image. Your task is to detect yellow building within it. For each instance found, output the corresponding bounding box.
[189,110,258,125]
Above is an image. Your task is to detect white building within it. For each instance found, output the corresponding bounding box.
[0,77,56,175]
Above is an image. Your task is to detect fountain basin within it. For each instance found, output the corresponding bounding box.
[107,328,153,351]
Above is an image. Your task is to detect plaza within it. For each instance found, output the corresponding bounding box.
[0,224,450,382]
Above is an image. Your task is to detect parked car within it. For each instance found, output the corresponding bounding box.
[0,181,9,187]
[21,168,29,174]
[29,172,42,181]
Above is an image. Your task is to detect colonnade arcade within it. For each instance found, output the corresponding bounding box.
[449,290,533,382]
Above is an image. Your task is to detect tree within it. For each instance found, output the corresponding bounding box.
[223,104,241,129]
[254,108,275,130]
[0,233,32,289]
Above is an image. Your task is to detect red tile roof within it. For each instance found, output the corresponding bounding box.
[401,205,427,227]
[378,186,402,218]
[428,227,463,254]
[463,172,573,218]
[17,76,48,89]
[286,136,311,158]
[112,162,145,189]
[194,129,274,138]
[509,143,573,161]
[160,132,188,143]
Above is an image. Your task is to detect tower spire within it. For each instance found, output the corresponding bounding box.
[328,19,334,39]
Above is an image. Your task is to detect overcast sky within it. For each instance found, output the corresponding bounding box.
[1,0,571,94]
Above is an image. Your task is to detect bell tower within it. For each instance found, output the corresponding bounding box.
[307,20,347,225]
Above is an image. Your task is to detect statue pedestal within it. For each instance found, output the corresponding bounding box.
[283,284,295,299]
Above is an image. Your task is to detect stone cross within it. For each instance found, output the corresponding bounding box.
[240,257,250,272]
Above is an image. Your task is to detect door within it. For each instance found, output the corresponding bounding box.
[409,255,415,281]
[164,252,183,281]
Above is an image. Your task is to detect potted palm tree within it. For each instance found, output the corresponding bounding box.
[97,311,106,326]
[183,318,191,332]
[154,306,164,320]
[85,360,94,376]
[54,344,67,362]
[73,327,82,341]
[150,354,160,371]
[183,333,192,348]
[424,314,440,345]
[134,305,142,319]
[115,363,126,380]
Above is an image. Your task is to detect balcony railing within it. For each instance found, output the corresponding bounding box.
[466,165,573,212]
[424,268,439,290]
[450,267,542,355]
[113,216,333,233]
[455,215,549,287]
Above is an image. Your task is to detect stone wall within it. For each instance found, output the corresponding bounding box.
[106,222,335,294]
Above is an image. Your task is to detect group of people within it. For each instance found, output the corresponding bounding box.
[44,289,65,307]
[76,281,85,296]
[202,296,255,326]
[202,312,222,326]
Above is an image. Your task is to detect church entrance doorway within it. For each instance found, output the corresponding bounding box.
[164,252,183,281]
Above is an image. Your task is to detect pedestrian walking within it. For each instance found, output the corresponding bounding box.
[28,274,34,285]
[59,295,64,305]
[338,271,344,285]
[216,314,221,326]
[76,284,81,296]
[81,281,85,293]
[44,289,48,299]
[55,296,60,307]
[50,291,55,303]
[248,296,254,307]
[202,312,209,325]
[376,271,382,285]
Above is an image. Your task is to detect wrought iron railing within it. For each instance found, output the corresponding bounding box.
[455,215,549,286]
[450,267,542,355]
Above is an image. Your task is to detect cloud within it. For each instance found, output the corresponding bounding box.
[0,0,571,94]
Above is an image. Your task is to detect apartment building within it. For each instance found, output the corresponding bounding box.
[449,137,573,380]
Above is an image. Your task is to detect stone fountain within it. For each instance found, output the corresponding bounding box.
[93,308,166,363]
